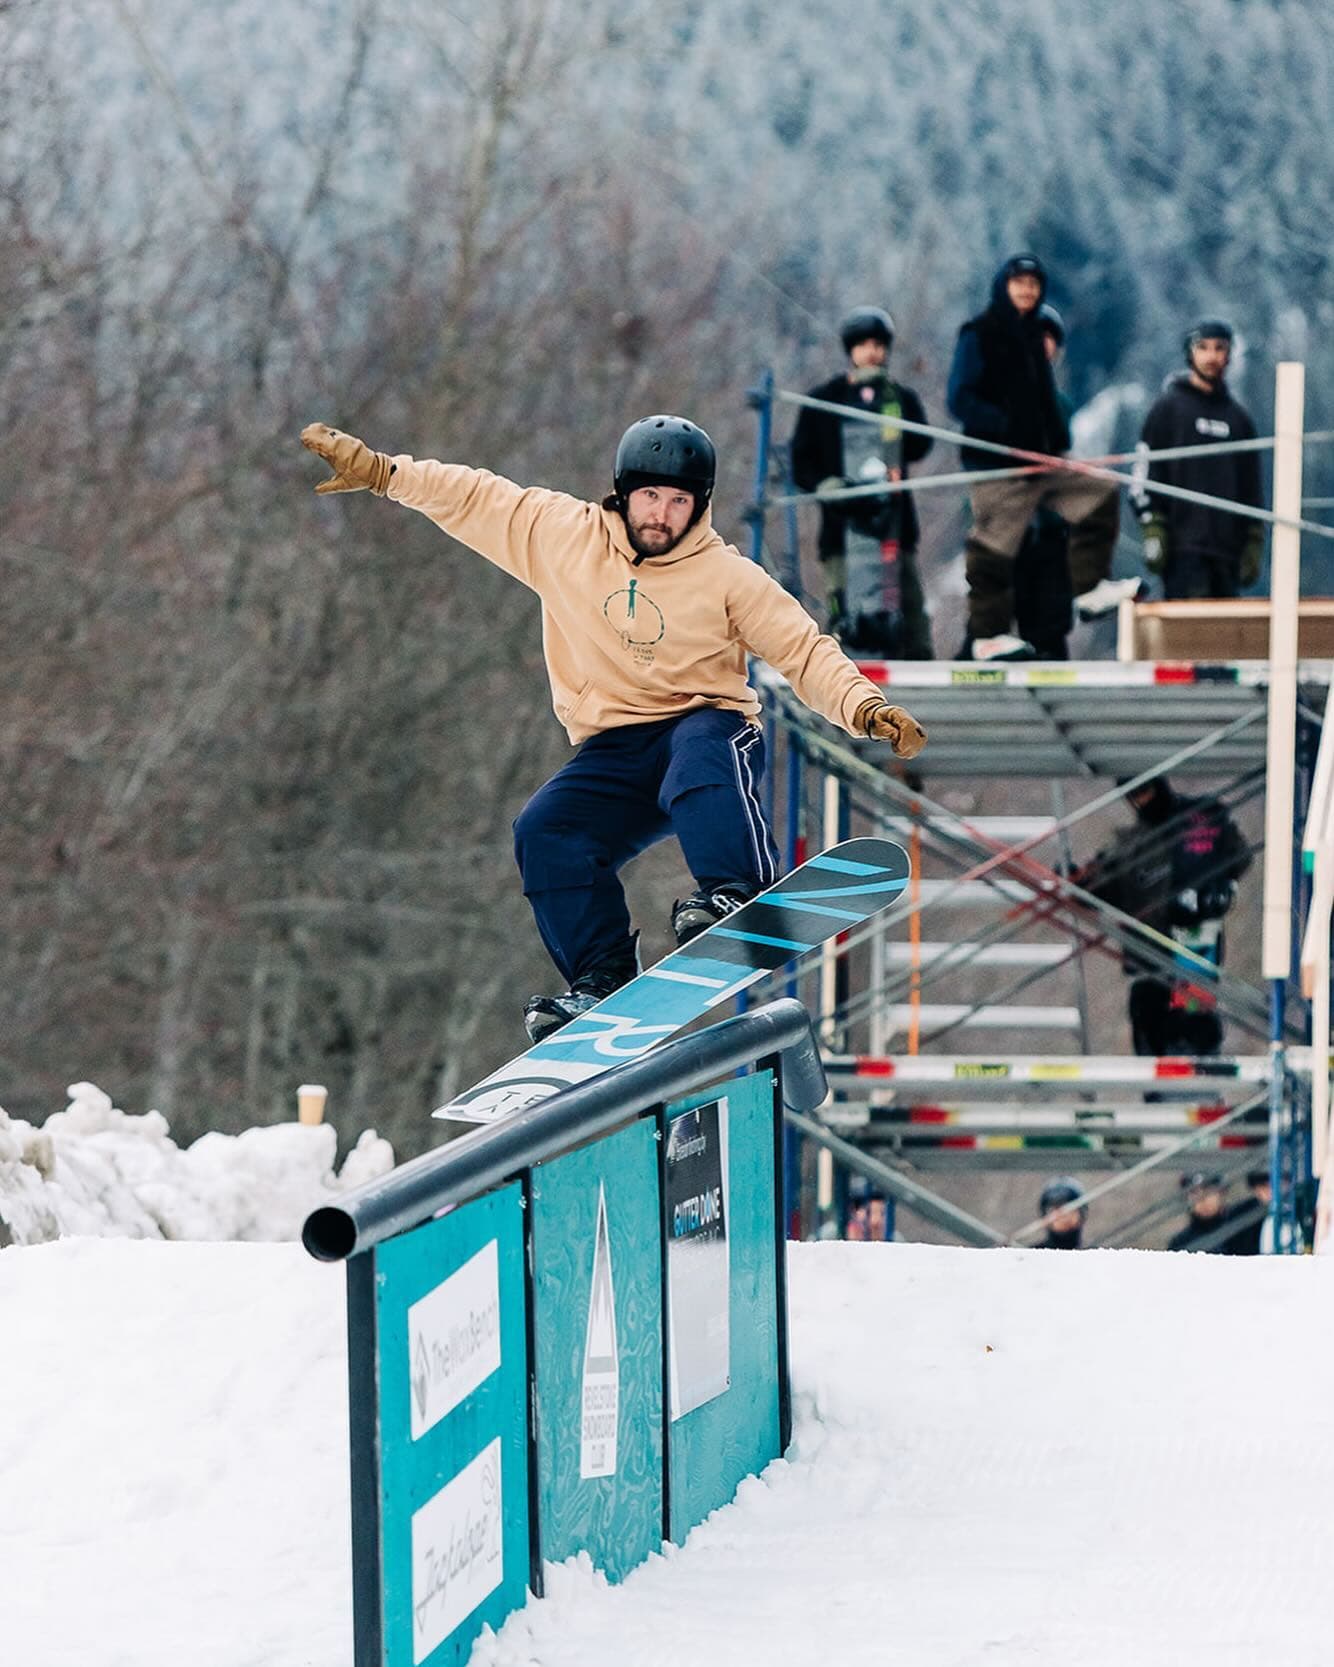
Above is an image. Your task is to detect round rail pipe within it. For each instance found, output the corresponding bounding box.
[302,997,826,1262]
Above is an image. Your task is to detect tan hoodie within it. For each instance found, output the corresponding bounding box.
[387,457,885,745]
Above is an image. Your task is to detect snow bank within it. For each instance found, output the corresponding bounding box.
[0,1081,393,1245]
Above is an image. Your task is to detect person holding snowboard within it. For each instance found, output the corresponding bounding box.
[790,305,935,659]
[1131,319,1264,599]
[301,415,926,1040]
[947,253,1138,660]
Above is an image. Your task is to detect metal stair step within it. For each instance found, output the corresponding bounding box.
[884,1004,1082,1031]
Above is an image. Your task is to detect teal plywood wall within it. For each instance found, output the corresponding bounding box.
[374,1185,530,1667]
[530,1118,664,1581]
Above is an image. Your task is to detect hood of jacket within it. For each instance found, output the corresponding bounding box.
[988,253,1049,317]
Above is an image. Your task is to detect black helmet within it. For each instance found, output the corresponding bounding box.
[839,306,896,354]
[613,415,716,516]
[1038,302,1066,346]
[1180,1171,1224,1194]
[1184,318,1234,362]
[1039,1175,1085,1216]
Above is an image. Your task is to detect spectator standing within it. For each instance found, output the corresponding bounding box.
[1080,775,1252,1056]
[1168,1172,1231,1251]
[1218,1170,1272,1255]
[790,306,935,659]
[1013,304,1076,659]
[846,1179,892,1241]
[1132,320,1264,599]
[1038,1175,1087,1249]
[947,253,1136,660]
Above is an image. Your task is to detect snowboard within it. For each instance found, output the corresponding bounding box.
[434,837,911,1125]
[841,372,907,656]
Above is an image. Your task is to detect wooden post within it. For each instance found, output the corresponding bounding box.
[298,1082,328,1126]
[1262,363,1305,981]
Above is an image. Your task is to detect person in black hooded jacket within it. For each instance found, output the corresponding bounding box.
[1132,320,1264,599]
[1079,774,1252,1057]
[947,254,1135,659]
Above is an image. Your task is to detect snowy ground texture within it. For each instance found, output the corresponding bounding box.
[3,1237,1333,1667]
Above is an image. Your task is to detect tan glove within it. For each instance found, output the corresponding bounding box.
[853,698,927,758]
[300,422,395,495]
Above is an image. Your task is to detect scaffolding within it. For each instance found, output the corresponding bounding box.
[744,364,1332,1253]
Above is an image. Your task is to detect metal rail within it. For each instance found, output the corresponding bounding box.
[303,998,826,1261]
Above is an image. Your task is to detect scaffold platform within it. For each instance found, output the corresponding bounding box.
[746,366,1328,1247]
[754,659,1331,778]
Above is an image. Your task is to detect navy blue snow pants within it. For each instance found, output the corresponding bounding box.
[513,708,781,984]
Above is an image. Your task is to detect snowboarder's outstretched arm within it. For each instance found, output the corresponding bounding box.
[301,422,582,589]
[730,561,925,758]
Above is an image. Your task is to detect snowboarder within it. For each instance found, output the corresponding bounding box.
[947,253,1138,660]
[1132,319,1264,599]
[1078,775,1251,1057]
[300,416,926,1040]
[790,306,935,659]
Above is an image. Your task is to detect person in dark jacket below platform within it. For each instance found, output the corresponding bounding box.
[1038,1175,1087,1249]
[1132,319,1264,599]
[948,254,1138,660]
[1218,1170,1272,1255]
[1168,1172,1231,1252]
[1080,775,1252,1057]
[790,306,935,659]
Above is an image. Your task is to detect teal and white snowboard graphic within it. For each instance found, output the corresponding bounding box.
[435,837,911,1124]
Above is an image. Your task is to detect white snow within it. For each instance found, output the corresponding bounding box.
[3,1233,1333,1666]
[0,1081,393,1246]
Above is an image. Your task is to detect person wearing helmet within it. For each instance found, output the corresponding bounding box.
[1037,1175,1087,1249]
[1131,320,1263,599]
[789,305,935,659]
[947,254,1138,660]
[299,416,926,1040]
[1012,306,1077,659]
[1167,1172,1230,1252]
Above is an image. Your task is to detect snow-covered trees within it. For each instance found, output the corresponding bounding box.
[1,0,1329,1148]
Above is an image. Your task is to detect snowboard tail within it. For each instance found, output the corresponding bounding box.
[434,837,911,1125]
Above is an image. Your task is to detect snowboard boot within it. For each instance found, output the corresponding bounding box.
[671,886,751,947]
[1074,576,1145,621]
[962,632,1037,662]
[523,949,638,1044]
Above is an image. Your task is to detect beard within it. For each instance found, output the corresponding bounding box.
[626,515,687,558]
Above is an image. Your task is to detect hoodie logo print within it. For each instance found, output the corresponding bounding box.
[603,578,665,664]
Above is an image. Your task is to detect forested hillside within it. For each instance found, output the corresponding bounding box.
[2,0,1329,1148]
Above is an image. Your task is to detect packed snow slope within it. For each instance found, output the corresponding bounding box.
[3,1240,1332,1667]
